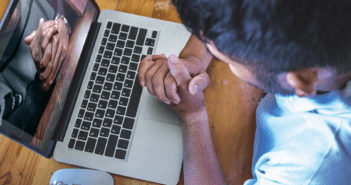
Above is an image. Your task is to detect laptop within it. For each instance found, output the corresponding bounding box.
[0,0,191,184]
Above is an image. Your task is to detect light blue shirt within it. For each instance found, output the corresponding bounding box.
[244,81,351,185]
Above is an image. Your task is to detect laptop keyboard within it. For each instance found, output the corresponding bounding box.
[67,21,159,160]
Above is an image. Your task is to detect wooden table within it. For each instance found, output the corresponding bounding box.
[0,0,263,184]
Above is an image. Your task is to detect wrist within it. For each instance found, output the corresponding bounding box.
[179,104,208,126]
[55,14,71,34]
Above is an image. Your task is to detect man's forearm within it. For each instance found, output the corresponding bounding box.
[181,108,227,185]
[179,34,213,71]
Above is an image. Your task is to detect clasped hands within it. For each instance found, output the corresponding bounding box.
[138,54,210,121]
[24,18,69,92]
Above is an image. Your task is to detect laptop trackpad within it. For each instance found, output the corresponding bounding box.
[144,96,181,126]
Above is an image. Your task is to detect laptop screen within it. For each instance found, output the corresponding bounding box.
[0,0,99,157]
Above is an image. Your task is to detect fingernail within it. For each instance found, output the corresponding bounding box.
[165,100,171,105]
[50,80,53,84]
[140,81,145,87]
[169,56,178,63]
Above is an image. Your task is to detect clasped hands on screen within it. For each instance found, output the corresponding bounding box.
[24,18,69,92]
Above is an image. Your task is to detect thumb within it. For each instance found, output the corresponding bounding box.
[188,71,210,95]
[24,31,36,45]
[168,55,192,87]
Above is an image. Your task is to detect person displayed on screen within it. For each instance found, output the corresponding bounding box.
[138,0,351,184]
[0,0,76,136]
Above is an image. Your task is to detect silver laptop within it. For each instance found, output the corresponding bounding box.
[0,0,191,184]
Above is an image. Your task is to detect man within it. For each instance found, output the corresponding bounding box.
[0,0,71,135]
[138,0,351,184]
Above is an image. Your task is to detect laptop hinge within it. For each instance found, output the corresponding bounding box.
[55,21,101,142]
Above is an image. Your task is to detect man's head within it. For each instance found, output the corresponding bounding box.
[172,0,351,96]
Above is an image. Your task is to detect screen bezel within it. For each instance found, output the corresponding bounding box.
[0,0,101,158]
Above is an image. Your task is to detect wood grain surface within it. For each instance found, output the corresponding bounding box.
[0,0,263,184]
[0,0,11,23]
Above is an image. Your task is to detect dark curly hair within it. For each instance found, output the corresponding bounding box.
[171,0,351,76]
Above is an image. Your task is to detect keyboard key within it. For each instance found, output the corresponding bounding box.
[90,94,99,102]
[98,67,107,76]
[78,130,88,140]
[104,82,113,91]
[145,38,151,45]
[101,38,107,45]
[92,119,102,128]
[115,149,126,159]
[106,43,115,50]
[123,48,132,56]
[101,59,110,67]
[129,63,138,71]
[118,65,128,73]
[114,48,122,56]
[131,54,140,62]
[104,51,112,58]
[149,39,155,46]
[107,21,112,29]
[123,118,135,130]
[152,31,157,38]
[136,28,147,46]
[106,74,115,82]
[71,129,79,138]
[68,139,75,148]
[103,118,113,127]
[141,55,147,61]
[134,46,142,54]
[111,91,120,100]
[119,32,127,40]
[124,80,133,88]
[120,129,132,139]
[75,119,82,128]
[87,102,97,111]
[93,63,99,71]
[90,72,96,80]
[109,35,117,42]
[111,125,121,134]
[105,135,118,157]
[126,71,135,79]
[126,78,143,117]
[116,73,125,82]
[116,40,125,48]
[117,106,126,115]
[100,128,110,137]
[98,46,105,54]
[75,140,85,150]
[81,121,91,130]
[119,97,128,106]
[128,27,138,40]
[108,100,118,108]
[101,91,110,100]
[78,109,85,118]
[112,57,120,65]
[93,84,102,93]
[121,57,130,65]
[113,116,123,125]
[104,30,110,37]
[98,100,108,109]
[96,55,102,62]
[126,40,134,48]
[122,88,131,97]
[85,138,97,153]
[81,99,88,108]
[84,112,94,121]
[117,139,129,149]
[95,138,107,155]
[87,81,93,89]
[147,47,153,54]
[121,25,130,32]
[89,128,99,137]
[95,109,105,118]
[95,76,105,84]
[106,109,114,118]
[109,65,118,73]
[111,23,121,34]
[114,82,123,90]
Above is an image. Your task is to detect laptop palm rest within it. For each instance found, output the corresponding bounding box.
[144,95,181,125]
